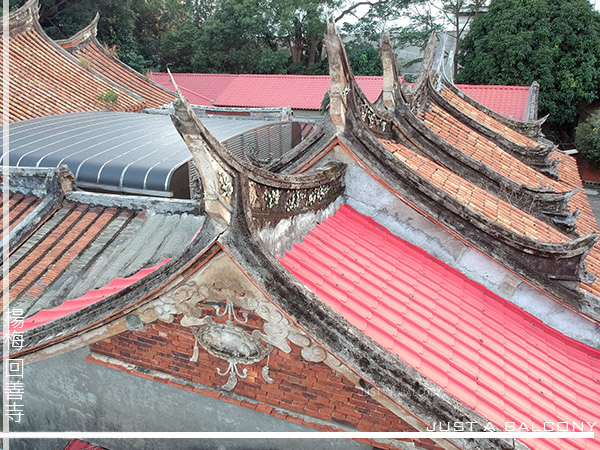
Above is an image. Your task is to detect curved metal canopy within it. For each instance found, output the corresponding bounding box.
[0,111,272,197]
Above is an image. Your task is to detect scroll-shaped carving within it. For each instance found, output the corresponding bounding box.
[144,279,333,389]
[190,317,274,391]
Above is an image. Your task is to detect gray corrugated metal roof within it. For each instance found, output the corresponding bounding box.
[0,111,271,196]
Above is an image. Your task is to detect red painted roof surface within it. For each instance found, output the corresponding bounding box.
[5,258,171,334]
[279,204,600,450]
[150,73,238,106]
[457,85,530,122]
[64,439,106,450]
[65,40,175,109]
[2,26,143,122]
[151,73,530,118]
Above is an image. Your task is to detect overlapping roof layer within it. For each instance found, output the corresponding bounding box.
[280,204,600,450]
[380,138,569,242]
[4,193,203,322]
[1,22,143,122]
[439,87,538,147]
[417,102,564,192]
[439,81,600,297]
[62,38,175,109]
[0,192,42,241]
[151,72,531,117]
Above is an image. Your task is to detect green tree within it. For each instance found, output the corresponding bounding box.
[456,0,600,127]
[576,112,600,166]
[346,43,382,75]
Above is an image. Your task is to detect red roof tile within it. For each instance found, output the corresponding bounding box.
[440,87,539,148]
[455,84,530,122]
[6,258,171,334]
[380,138,570,243]
[418,102,566,193]
[63,439,107,450]
[0,192,42,241]
[65,40,174,109]
[151,72,530,117]
[1,10,144,122]
[280,204,600,449]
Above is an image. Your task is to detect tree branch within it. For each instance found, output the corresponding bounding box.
[335,0,389,23]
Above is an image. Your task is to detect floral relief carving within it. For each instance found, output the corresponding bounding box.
[146,280,329,390]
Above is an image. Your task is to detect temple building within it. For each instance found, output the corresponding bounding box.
[2,2,600,450]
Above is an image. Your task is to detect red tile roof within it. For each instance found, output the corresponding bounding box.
[63,39,175,109]
[63,439,107,450]
[440,86,538,147]
[150,73,238,106]
[1,23,144,122]
[7,258,171,334]
[380,139,570,243]
[280,204,600,450]
[151,72,530,118]
[7,203,129,301]
[554,152,600,297]
[417,102,566,193]
[456,84,530,122]
[0,192,42,241]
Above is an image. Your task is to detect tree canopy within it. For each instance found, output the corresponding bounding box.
[456,0,600,126]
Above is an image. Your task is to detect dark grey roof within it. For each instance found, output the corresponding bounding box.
[0,112,272,197]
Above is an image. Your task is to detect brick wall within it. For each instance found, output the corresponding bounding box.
[89,309,442,450]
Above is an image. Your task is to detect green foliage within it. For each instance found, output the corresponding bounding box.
[576,112,600,165]
[457,0,600,126]
[346,43,382,76]
[94,88,120,109]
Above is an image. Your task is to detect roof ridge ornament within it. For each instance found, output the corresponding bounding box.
[5,0,39,35]
[324,22,350,132]
[169,67,234,224]
[380,32,404,112]
[55,13,99,50]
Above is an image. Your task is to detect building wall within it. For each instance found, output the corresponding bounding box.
[89,309,442,450]
[9,347,375,450]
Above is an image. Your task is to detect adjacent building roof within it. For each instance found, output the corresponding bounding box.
[2,167,205,350]
[0,112,273,197]
[280,204,600,450]
[57,14,176,109]
[151,72,532,118]
[1,0,144,123]
[455,84,531,121]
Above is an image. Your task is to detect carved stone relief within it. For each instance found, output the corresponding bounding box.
[139,253,328,391]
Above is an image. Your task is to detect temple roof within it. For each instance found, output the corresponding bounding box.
[1,0,145,122]
[280,204,600,450]
[151,72,533,116]
[58,15,176,109]
[5,14,600,450]
[2,167,204,347]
